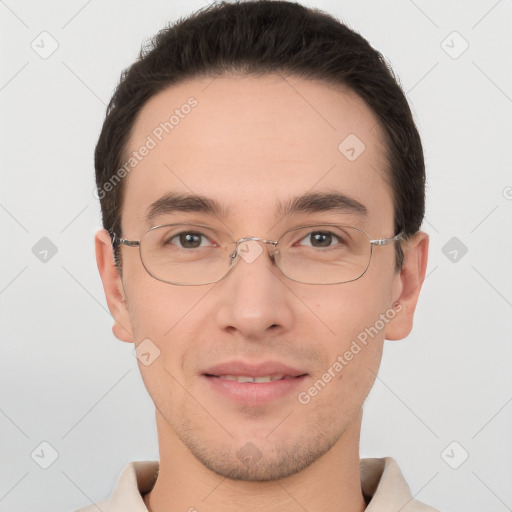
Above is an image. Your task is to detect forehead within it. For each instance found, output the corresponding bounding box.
[121,73,394,235]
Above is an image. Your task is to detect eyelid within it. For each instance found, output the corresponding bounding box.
[296,229,342,243]
[173,229,221,247]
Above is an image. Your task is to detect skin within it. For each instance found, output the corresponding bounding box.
[95,73,429,512]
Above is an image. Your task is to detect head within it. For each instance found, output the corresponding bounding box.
[95,0,428,481]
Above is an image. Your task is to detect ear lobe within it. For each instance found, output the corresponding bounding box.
[95,229,134,343]
[385,231,429,341]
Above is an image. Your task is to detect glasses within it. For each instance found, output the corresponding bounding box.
[110,223,404,286]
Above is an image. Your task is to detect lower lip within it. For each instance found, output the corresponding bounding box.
[203,375,308,406]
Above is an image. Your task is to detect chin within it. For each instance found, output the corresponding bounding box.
[178,426,342,482]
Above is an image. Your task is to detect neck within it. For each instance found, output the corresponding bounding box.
[144,409,367,512]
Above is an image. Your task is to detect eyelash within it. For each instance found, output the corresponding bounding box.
[296,232,344,248]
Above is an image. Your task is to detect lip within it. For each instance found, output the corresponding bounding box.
[204,360,307,379]
[202,360,308,406]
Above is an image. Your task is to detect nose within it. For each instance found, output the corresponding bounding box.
[214,239,294,340]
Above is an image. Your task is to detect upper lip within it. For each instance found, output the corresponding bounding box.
[203,360,307,378]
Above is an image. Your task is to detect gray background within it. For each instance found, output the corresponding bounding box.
[1,1,511,511]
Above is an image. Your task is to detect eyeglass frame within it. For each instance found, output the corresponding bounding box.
[109,223,405,286]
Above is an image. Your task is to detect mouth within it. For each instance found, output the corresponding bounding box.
[207,374,300,383]
[202,361,308,405]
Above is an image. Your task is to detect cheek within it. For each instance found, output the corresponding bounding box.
[123,274,215,397]
[296,287,388,416]
[123,259,214,339]
[300,277,393,388]
[125,285,203,416]
[308,278,389,344]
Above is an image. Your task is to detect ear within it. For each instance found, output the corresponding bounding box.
[95,229,134,343]
[385,231,429,341]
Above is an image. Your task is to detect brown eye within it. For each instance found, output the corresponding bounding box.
[298,231,342,248]
[169,232,209,249]
[309,232,333,247]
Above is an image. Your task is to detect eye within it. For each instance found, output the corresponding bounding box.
[297,230,343,248]
[169,231,213,249]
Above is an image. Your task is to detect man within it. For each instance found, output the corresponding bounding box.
[82,1,437,510]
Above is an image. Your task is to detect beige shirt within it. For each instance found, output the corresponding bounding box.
[76,457,441,512]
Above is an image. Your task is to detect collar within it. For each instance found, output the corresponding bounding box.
[78,457,438,512]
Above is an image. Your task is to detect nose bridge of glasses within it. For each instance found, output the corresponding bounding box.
[232,236,278,264]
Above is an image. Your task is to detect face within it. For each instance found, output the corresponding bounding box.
[97,73,427,481]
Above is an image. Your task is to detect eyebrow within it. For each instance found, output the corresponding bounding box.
[277,191,367,217]
[143,190,367,227]
[144,192,229,227]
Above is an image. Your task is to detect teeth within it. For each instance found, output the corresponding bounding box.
[237,376,254,383]
[218,375,285,383]
[254,376,272,383]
